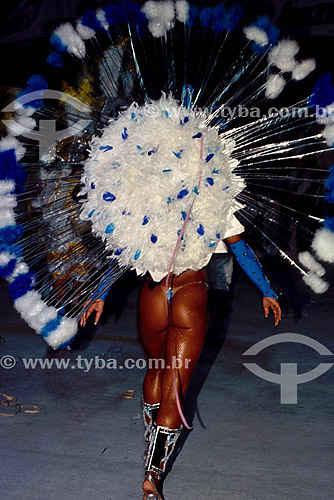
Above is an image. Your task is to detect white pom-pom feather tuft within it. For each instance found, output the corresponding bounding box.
[0,179,15,195]
[0,251,14,266]
[292,59,316,81]
[47,317,78,349]
[244,26,268,47]
[0,208,16,228]
[13,102,35,116]
[269,40,299,72]
[311,227,334,263]
[302,271,329,294]
[0,136,26,160]
[322,123,334,146]
[142,1,161,18]
[142,1,175,37]
[0,192,17,209]
[54,23,86,59]
[14,291,59,333]
[10,262,30,280]
[265,73,285,99]
[5,116,36,137]
[76,20,96,40]
[96,8,109,31]
[298,251,325,277]
[175,1,189,23]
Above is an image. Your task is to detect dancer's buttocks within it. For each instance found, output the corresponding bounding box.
[147,269,208,301]
[141,269,208,333]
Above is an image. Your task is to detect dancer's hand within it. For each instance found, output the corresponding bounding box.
[263,297,281,326]
[80,299,105,326]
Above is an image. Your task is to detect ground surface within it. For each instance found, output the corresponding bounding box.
[0,266,333,500]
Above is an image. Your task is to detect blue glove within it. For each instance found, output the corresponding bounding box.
[229,239,278,299]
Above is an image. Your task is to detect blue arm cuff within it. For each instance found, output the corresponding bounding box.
[229,239,278,299]
[91,267,114,302]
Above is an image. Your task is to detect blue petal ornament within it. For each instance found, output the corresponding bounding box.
[197,224,205,236]
[105,223,115,234]
[103,192,116,202]
[177,189,189,199]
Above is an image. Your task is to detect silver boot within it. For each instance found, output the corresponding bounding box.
[143,422,182,499]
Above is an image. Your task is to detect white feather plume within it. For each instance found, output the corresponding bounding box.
[244,26,268,47]
[298,251,326,277]
[311,227,334,263]
[265,73,286,99]
[268,40,299,72]
[0,251,14,266]
[14,290,59,333]
[76,20,96,40]
[302,271,329,294]
[175,1,189,23]
[10,262,30,280]
[46,317,78,349]
[13,102,35,116]
[0,136,25,160]
[322,123,334,146]
[0,193,17,209]
[292,59,316,81]
[5,116,36,137]
[0,208,16,228]
[96,8,109,31]
[54,23,86,59]
[142,1,161,18]
[142,1,175,38]
[0,180,15,195]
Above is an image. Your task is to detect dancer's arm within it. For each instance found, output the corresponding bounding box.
[225,235,281,326]
[79,269,113,326]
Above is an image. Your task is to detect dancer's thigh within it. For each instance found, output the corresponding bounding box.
[138,280,168,359]
[162,283,208,398]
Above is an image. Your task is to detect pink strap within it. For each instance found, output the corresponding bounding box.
[165,136,204,430]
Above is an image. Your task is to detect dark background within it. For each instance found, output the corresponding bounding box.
[1,0,334,87]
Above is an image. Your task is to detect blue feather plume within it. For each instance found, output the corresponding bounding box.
[186,5,199,27]
[50,33,67,52]
[81,10,102,31]
[199,7,213,28]
[40,314,63,339]
[0,149,16,180]
[0,258,16,278]
[9,271,36,301]
[309,73,334,109]
[211,4,226,33]
[17,74,48,109]
[223,5,244,31]
[323,216,334,232]
[0,225,24,246]
[46,51,63,68]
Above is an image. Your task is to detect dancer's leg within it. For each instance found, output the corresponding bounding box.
[139,281,169,498]
[156,282,208,429]
[139,273,208,498]
[138,281,168,405]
